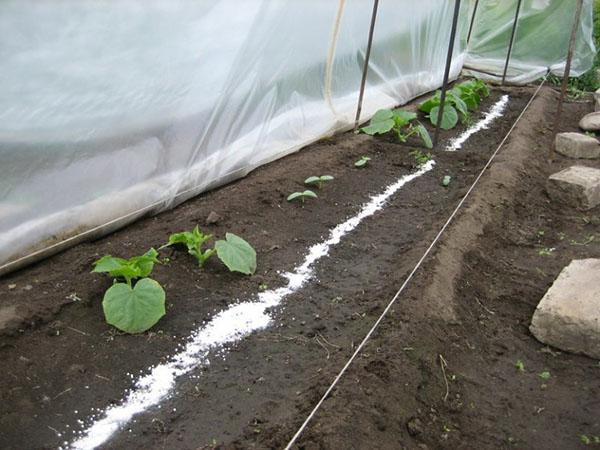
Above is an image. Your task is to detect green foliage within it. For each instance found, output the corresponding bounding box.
[304,175,334,189]
[515,360,525,372]
[580,434,600,445]
[163,225,215,267]
[360,108,432,149]
[442,175,452,187]
[410,150,432,168]
[549,1,600,93]
[103,278,166,334]
[215,233,257,275]
[355,156,371,167]
[538,370,551,381]
[420,79,490,129]
[287,190,318,203]
[93,248,160,286]
[93,249,165,334]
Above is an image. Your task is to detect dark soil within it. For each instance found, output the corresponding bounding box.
[1,86,598,450]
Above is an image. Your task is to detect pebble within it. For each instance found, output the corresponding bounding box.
[205,211,221,225]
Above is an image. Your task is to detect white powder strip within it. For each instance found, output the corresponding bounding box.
[446,95,509,151]
[65,161,435,450]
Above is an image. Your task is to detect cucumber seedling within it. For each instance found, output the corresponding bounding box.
[410,149,432,168]
[164,226,257,275]
[287,190,318,203]
[419,78,490,129]
[92,248,165,334]
[355,156,371,167]
[162,225,215,267]
[359,109,432,149]
[304,175,334,189]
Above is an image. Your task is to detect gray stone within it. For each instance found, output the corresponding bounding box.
[595,88,600,112]
[530,259,600,359]
[205,211,221,225]
[579,112,600,131]
[555,132,600,159]
[547,165,600,210]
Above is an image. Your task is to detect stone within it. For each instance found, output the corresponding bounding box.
[595,88,600,112]
[530,259,600,359]
[579,112,600,131]
[0,305,20,333]
[205,211,221,225]
[546,165,600,210]
[555,132,600,159]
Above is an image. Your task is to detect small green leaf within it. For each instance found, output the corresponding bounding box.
[442,175,452,187]
[515,360,525,372]
[539,371,551,381]
[102,278,166,334]
[215,233,257,275]
[287,190,318,202]
[320,175,334,181]
[392,109,417,127]
[430,105,459,130]
[419,95,440,113]
[304,176,321,185]
[415,123,433,149]
[355,156,371,167]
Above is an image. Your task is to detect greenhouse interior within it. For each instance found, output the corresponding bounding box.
[1,1,600,449]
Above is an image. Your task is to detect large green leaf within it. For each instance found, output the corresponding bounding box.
[215,233,257,275]
[430,105,459,130]
[359,109,395,135]
[102,278,166,334]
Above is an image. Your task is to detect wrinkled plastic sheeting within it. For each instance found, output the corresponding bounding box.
[0,0,469,273]
[465,0,597,84]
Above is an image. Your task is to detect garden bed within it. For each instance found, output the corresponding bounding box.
[1,86,598,450]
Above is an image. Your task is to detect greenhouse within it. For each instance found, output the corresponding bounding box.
[1,1,599,449]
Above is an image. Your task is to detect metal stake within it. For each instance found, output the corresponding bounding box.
[466,0,480,46]
[552,0,585,144]
[502,0,523,85]
[434,0,462,148]
[354,0,380,131]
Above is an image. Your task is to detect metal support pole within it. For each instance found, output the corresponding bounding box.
[354,0,380,131]
[552,0,585,145]
[502,0,523,85]
[434,0,462,148]
[466,0,480,46]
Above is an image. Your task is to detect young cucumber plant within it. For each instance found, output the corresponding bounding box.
[409,150,432,168]
[161,225,215,267]
[359,109,432,149]
[92,248,165,334]
[287,190,318,203]
[304,175,334,189]
[419,79,490,129]
[163,227,257,275]
[355,156,371,167]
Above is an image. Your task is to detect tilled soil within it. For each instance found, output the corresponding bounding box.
[1,86,598,450]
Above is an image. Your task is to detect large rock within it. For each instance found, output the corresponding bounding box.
[579,112,600,131]
[547,165,600,210]
[530,259,600,359]
[595,88,600,112]
[555,132,600,159]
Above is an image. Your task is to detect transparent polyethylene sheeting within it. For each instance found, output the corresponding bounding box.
[465,0,597,84]
[0,0,469,272]
[0,0,594,273]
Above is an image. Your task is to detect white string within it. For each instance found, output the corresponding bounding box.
[284,77,548,450]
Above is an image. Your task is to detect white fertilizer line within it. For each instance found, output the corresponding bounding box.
[64,162,435,450]
[446,95,509,151]
[284,79,547,450]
